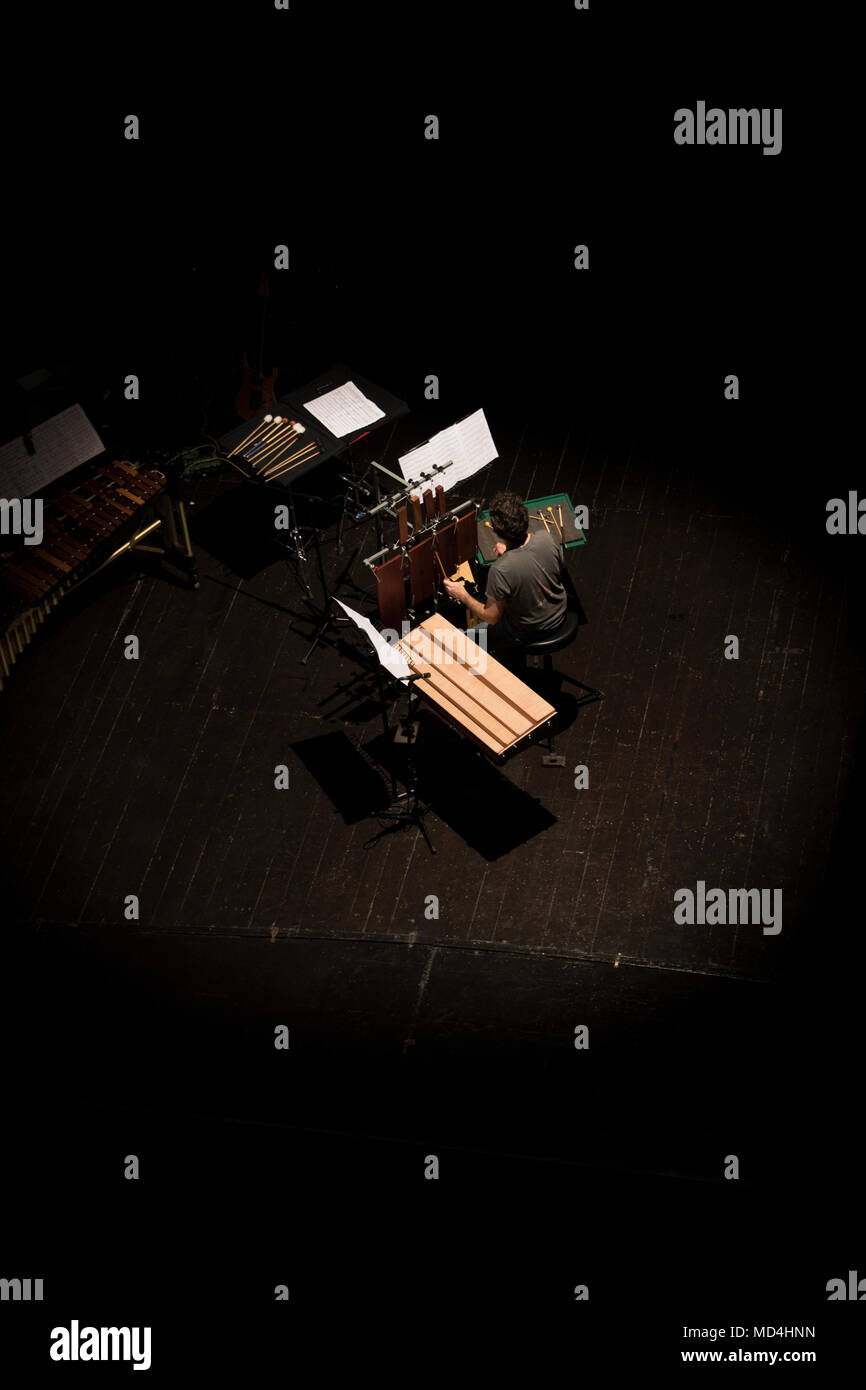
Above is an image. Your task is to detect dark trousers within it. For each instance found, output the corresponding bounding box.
[467,608,568,653]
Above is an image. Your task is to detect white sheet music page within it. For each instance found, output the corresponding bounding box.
[0,404,104,499]
[456,408,498,476]
[397,433,451,491]
[334,599,414,682]
[398,408,498,494]
[302,381,385,437]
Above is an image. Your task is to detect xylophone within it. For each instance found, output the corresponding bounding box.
[397,612,557,762]
[0,459,193,692]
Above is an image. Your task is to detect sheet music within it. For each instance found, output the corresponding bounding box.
[0,404,104,500]
[302,381,385,437]
[334,599,414,682]
[398,408,498,495]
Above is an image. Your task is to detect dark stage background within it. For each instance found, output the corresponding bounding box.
[1,2,861,1376]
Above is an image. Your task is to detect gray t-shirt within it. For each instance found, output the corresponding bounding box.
[485,530,567,635]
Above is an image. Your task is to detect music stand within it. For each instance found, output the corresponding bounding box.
[334,600,436,854]
[272,483,359,663]
[282,364,410,552]
[217,368,409,662]
[397,407,498,499]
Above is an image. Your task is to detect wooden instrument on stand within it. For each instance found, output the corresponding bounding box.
[397,612,556,762]
[371,482,479,632]
[0,458,197,692]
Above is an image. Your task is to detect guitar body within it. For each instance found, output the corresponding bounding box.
[234,353,278,421]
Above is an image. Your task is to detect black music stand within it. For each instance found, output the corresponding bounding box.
[228,473,359,663]
[333,600,436,855]
[271,484,342,662]
[336,464,374,553]
[281,363,409,532]
[217,369,409,661]
[367,671,436,855]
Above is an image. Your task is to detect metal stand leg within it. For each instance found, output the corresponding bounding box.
[364,683,436,853]
[172,496,200,590]
[298,528,362,665]
[541,719,566,768]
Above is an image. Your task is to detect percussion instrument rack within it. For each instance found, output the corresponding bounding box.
[359,471,481,638]
[348,457,452,554]
[0,461,198,693]
[362,496,476,571]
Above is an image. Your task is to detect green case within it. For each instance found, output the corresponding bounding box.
[476,492,586,566]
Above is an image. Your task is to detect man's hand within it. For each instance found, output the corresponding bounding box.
[493,542,506,557]
[443,578,468,602]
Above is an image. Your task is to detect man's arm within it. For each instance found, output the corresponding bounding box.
[442,580,505,626]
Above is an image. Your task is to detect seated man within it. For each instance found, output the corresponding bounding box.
[443,490,568,650]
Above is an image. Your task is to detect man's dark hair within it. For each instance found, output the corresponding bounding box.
[488,491,528,548]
